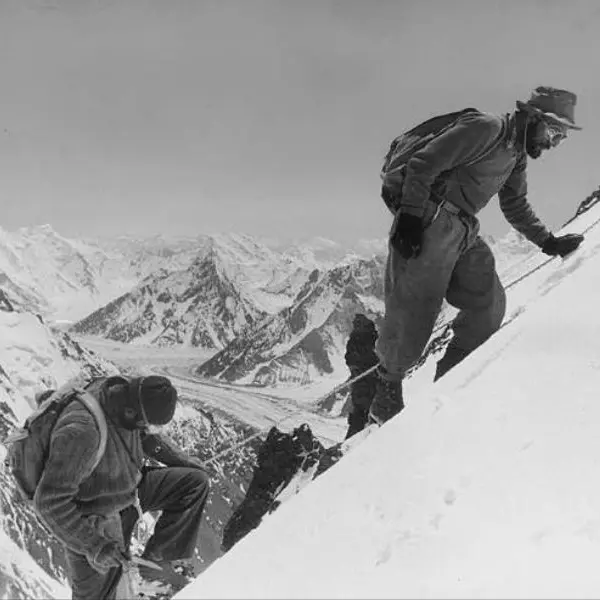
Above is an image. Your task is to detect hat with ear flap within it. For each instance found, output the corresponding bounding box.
[517,86,582,130]
[130,375,178,425]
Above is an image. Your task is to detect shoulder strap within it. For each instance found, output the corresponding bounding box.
[74,389,108,474]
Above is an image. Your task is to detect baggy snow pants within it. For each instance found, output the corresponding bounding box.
[66,466,210,600]
[376,201,506,381]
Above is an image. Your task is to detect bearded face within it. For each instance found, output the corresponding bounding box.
[525,117,568,159]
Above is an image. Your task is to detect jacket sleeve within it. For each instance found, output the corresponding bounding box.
[498,153,551,247]
[33,412,109,559]
[402,114,500,218]
[142,432,206,470]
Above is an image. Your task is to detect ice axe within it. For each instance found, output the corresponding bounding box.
[131,556,163,571]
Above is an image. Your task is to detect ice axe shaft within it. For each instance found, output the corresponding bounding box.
[131,556,163,571]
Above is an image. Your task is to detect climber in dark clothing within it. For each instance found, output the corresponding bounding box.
[34,375,210,600]
[344,314,379,439]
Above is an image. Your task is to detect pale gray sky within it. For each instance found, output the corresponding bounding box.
[1,0,599,243]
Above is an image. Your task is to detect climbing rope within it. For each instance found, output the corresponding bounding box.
[202,210,600,467]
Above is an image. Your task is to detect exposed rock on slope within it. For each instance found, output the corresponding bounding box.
[222,424,343,552]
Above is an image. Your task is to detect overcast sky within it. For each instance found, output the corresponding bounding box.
[1,0,599,243]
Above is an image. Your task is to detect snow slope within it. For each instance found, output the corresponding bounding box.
[0,528,69,600]
[0,224,126,321]
[174,205,600,598]
[0,311,118,409]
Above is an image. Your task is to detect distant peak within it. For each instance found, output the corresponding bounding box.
[17,223,60,237]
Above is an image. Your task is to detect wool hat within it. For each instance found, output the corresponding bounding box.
[131,375,178,425]
[517,86,582,130]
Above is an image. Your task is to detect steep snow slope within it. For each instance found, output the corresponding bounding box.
[0,312,117,406]
[0,526,69,600]
[174,205,600,598]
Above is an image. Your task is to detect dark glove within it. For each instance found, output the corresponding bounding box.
[91,541,130,574]
[541,233,584,258]
[390,213,424,259]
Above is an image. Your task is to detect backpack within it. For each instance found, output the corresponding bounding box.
[380,107,495,214]
[2,375,127,501]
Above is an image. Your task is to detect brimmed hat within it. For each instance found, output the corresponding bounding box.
[517,86,582,130]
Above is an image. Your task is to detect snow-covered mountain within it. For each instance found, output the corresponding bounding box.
[87,233,203,280]
[174,190,600,600]
[0,221,540,393]
[0,226,271,324]
[69,237,299,350]
[0,222,388,343]
[0,224,141,321]
[0,528,69,600]
[0,312,119,409]
[262,235,387,269]
[196,255,387,386]
[0,269,47,315]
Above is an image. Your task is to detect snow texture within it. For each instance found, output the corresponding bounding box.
[174,204,600,599]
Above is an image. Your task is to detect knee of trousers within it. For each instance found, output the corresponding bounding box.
[176,468,211,509]
[190,468,210,496]
[375,336,423,379]
[454,286,507,352]
[192,469,211,501]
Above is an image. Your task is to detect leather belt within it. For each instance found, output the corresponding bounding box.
[433,198,471,218]
[439,200,463,215]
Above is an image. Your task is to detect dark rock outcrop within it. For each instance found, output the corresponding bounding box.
[222,424,343,552]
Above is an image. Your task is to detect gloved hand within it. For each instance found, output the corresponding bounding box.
[91,540,130,574]
[390,213,424,259]
[541,233,584,258]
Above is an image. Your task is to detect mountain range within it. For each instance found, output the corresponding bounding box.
[196,255,386,385]
[0,221,541,388]
[0,194,595,598]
